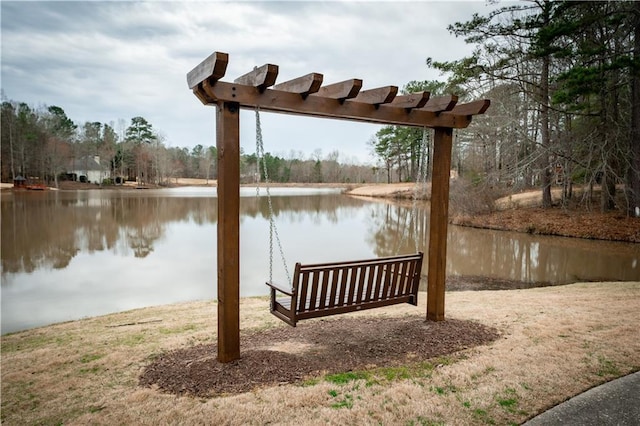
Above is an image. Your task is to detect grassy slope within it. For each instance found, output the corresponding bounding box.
[2,282,639,425]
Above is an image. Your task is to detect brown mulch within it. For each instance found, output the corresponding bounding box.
[139,316,500,398]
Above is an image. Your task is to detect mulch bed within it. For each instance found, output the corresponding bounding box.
[140,316,500,398]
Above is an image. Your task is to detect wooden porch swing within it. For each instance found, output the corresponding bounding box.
[187,51,490,362]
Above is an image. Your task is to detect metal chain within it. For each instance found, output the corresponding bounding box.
[255,107,291,284]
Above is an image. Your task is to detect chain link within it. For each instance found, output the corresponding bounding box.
[255,107,291,284]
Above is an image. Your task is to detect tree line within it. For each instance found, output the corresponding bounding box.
[0,101,380,186]
[3,0,638,215]
[369,0,639,214]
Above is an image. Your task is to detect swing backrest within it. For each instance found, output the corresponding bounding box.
[267,252,423,326]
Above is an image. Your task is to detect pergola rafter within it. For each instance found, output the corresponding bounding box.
[187,51,490,363]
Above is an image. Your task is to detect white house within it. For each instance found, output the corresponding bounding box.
[68,156,110,184]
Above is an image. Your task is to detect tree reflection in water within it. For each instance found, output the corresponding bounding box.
[1,188,638,334]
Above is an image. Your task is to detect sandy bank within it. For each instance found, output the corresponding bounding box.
[346,182,429,199]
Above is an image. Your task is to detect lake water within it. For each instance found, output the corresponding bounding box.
[2,187,639,334]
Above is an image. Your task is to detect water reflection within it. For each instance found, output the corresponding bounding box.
[447,226,639,283]
[1,188,638,334]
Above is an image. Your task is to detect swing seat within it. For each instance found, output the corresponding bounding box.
[266,252,423,326]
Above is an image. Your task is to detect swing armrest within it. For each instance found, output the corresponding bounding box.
[266,281,295,296]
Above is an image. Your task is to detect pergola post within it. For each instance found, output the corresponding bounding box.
[426,127,453,321]
[216,101,241,362]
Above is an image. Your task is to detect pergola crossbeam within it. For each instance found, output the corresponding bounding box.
[187,51,490,363]
[198,81,474,128]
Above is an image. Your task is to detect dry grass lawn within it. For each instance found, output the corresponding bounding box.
[2,282,639,425]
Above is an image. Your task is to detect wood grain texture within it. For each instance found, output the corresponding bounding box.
[202,82,473,128]
[312,79,363,100]
[391,92,431,108]
[349,86,398,105]
[268,253,423,326]
[273,73,323,97]
[187,51,228,89]
[234,64,279,91]
[216,102,241,362]
[427,128,453,322]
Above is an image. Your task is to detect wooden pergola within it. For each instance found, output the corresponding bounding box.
[187,51,490,363]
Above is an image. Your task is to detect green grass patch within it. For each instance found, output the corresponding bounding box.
[496,388,524,415]
[322,356,461,388]
[472,408,495,425]
[116,333,146,346]
[498,398,517,409]
[79,365,102,375]
[471,365,496,381]
[325,371,371,385]
[330,393,353,409]
[406,417,445,426]
[1,332,74,352]
[1,380,39,413]
[431,383,458,396]
[79,353,104,363]
[302,378,321,387]
[379,365,413,381]
[596,355,620,377]
[158,324,198,335]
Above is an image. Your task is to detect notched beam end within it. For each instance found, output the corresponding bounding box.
[391,91,431,109]
[419,95,459,113]
[313,78,363,101]
[453,99,491,116]
[234,64,279,92]
[273,73,324,97]
[351,86,398,105]
[187,51,229,89]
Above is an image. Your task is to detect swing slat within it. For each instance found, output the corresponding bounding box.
[266,252,423,326]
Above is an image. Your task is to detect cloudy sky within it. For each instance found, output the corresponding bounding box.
[2,1,502,164]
